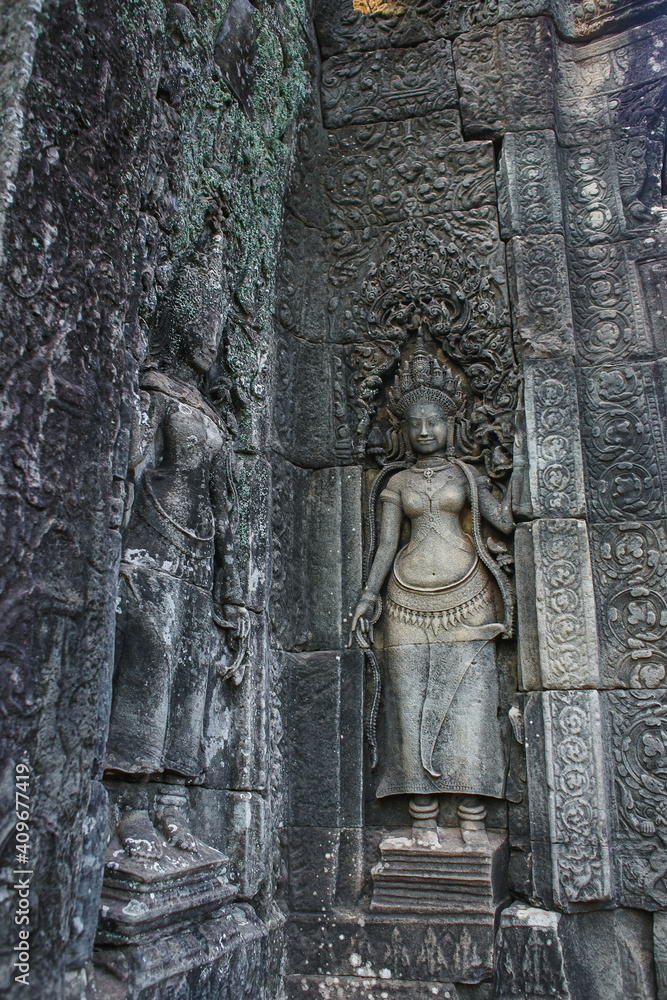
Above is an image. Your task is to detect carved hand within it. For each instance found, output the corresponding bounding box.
[213,604,251,685]
[348,592,381,649]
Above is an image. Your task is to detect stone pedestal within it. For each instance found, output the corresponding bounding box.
[370,826,508,918]
[97,838,236,943]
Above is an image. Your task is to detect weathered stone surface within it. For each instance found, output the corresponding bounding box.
[453,19,556,136]
[273,327,355,466]
[204,611,270,792]
[497,131,564,239]
[271,462,363,650]
[579,363,667,523]
[524,691,613,910]
[285,649,364,827]
[286,911,495,984]
[189,788,270,900]
[91,904,268,999]
[522,361,586,517]
[567,237,667,362]
[284,976,461,999]
[371,827,508,918]
[554,0,667,39]
[555,17,667,141]
[286,115,499,232]
[507,236,575,359]
[276,213,511,349]
[321,40,458,128]
[496,903,656,1000]
[314,0,442,59]
[655,912,667,1000]
[590,521,667,689]
[65,781,108,971]
[236,456,272,613]
[516,520,599,689]
[559,132,664,247]
[605,690,667,910]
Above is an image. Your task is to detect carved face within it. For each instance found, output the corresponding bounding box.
[405,401,448,456]
[181,304,224,375]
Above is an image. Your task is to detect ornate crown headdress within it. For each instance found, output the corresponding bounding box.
[389,336,462,418]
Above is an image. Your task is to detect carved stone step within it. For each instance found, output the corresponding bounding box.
[97,838,236,943]
[371,827,508,916]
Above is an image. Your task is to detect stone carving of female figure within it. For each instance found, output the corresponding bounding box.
[350,339,515,832]
[105,243,249,859]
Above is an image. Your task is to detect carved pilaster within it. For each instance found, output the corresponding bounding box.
[517,519,600,690]
[497,131,563,239]
[523,360,586,518]
[507,236,575,360]
[524,691,613,910]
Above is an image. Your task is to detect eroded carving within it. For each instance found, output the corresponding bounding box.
[591,521,667,688]
[580,364,667,522]
[607,690,667,909]
[105,234,249,861]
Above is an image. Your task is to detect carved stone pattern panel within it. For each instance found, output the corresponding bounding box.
[342,219,515,470]
[580,364,667,522]
[508,236,575,359]
[555,17,667,141]
[497,131,564,239]
[524,362,586,517]
[314,0,552,57]
[606,690,667,910]
[567,242,653,362]
[321,39,458,128]
[560,133,663,247]
[590,520,667,689]
[453,18,555,135]
[532,520,600,688]
[287,115,497,232]
[543,690,613,907]
[276,210,510,349]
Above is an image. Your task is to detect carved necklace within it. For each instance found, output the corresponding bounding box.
[413,458,450,486]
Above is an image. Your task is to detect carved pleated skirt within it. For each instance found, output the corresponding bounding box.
[375,564,507,800]
[105,487,215,779]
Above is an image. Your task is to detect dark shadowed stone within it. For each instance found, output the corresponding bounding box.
[65,780,108,971]
[214,0,259,118]
[285,650,364,827]
[271,461,363,651]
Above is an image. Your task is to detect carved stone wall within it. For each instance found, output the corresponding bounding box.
[0,1,313,998]
[1,0,667,998]
[278,1,667,999]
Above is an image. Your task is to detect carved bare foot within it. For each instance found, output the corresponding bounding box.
[118,809,163,859]
[156,806,198,853]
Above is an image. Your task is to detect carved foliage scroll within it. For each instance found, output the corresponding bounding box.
[543,690,613,907]
[532,520,600,689]
[591,520,667,689]
[321,39,458,128]
[607,690,667,910]
[580,364,667,522]
[524,362,585,518]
